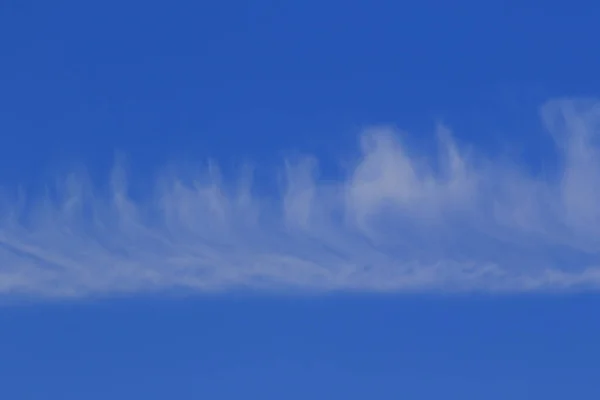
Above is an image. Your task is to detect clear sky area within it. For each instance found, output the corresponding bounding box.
[2,1,600,398]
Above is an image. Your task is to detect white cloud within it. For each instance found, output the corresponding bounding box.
[1,98,600,299]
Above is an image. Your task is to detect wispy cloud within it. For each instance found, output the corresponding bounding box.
[1,98,600,299]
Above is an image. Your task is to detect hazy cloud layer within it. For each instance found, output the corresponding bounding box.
[1,98,600,299]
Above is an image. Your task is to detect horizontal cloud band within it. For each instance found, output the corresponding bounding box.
[1,98,600,299]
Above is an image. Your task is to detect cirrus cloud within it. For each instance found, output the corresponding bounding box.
[1,98,600,299]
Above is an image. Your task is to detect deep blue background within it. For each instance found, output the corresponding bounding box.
[3,0,599,185]
[2,295,600,399]
[2,0,600,398]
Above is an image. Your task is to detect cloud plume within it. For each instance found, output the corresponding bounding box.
[2,98,600,299]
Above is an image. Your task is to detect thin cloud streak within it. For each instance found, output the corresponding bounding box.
[1,98,600,298]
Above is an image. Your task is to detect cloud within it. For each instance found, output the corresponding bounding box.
[1,98,600,299]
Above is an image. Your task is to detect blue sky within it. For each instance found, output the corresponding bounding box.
[2,0,600,398]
